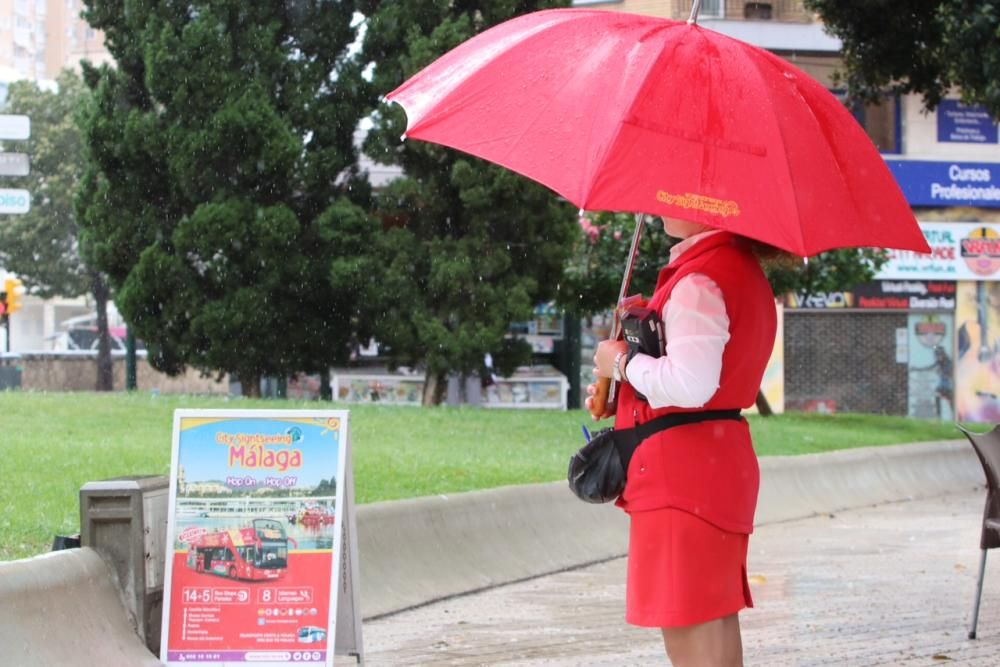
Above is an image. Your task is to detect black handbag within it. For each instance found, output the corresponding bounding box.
[567,409,743,504]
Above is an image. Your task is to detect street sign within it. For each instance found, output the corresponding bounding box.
[0,115,29,140]
[0,189,30,213]
[0,153,29,176]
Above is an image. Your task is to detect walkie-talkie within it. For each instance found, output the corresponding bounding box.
[620,304,664,402]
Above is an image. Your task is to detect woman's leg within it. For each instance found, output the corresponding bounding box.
[661,613,743,667]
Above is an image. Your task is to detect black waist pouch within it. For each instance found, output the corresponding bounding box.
[567,409,742,504]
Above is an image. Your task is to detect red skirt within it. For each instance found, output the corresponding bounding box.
[626,506,753,628]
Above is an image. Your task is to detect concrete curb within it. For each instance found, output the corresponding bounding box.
[0,547,161,666]
[357,439,982,619]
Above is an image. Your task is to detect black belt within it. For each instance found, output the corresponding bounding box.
[614,409,743,472]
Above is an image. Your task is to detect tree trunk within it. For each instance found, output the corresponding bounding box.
[755,388,774,417]
[421,369,448,406]
[319,368,332,401]
[93,272,113,391]
[241,373,262,398]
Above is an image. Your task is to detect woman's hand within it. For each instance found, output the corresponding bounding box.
[583,339,628,420]
[592,339,628,379]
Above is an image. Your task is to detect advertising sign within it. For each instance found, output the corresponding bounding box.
[886,161,1000,208]
[746,301,784,415]
[0,153,29,176]
[161,410,362,666]
[0,188,29,213]
[906,313,954,420]
[333,373,423,405]
[484,374,568,409]
[0,114,29,140]
[956,282,1000,423]
[937,100,998,144]
[783,281,955,311]
[852,281,956,310]
[877,222,1000,281]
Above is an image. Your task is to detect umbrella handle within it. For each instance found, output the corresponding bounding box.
[589,377,615,419]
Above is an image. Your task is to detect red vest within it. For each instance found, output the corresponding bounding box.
[614,232,777,534]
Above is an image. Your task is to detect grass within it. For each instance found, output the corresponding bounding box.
[0,391,966,561]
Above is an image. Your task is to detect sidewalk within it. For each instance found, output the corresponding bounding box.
[354,491,1000,665]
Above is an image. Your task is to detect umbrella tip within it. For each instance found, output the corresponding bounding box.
[687,0,702,24]
[400,133,407,142]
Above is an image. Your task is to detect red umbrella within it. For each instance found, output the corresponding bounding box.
[386,8,930,257]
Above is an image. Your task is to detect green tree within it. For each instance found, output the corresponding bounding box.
[557,213,887,315]
[77,1,379,395]
[805,0,1000,119]
[0,71,116,389]
[360,0,576,405]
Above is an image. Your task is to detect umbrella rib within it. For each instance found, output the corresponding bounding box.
[739,50,808,256]
[582,23,685,211]
[753,52,865,256]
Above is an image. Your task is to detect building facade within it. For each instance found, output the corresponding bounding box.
[0,0,110,91]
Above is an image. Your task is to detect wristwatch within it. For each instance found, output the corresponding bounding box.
[612,351,626,383]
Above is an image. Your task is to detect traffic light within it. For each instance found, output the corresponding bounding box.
[4,278,23,315]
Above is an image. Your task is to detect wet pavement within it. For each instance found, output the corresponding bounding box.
[346,491,1000,666]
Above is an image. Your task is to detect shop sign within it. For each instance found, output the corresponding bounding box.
[784,280,954,311]
[877,222,1000,280]
[937,100,998,144]
[886,160,1000,208]
[853,281,956,310]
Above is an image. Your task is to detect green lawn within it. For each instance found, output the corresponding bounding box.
[0,391,966,560]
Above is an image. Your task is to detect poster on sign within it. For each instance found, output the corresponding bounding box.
[160,410,362,666]
[906,313,955,421]
[878,222,1000,281]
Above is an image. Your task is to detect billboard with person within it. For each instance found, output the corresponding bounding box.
[956,283,1000,423]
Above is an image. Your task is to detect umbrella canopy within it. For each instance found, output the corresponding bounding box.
[386,9,930,257]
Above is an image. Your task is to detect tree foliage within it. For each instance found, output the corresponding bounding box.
[0,71,90,299]
[0,70,116,388]
[360,0,576,404]
[557,213,888,316]
[806,0,1000,119]
[77,1,378,394]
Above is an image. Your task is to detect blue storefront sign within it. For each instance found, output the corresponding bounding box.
[886,160,1000,208]
[937,100,998,144]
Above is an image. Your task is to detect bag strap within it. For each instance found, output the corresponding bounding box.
[613,409,743,472]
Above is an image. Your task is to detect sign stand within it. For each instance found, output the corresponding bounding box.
[334,445,363,664]
[160,410,364,667]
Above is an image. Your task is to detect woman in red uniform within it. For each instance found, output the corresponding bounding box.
[587,216,778,666]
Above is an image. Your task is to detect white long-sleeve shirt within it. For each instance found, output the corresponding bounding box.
[623,230,731,409]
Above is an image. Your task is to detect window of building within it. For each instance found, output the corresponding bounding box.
[700,0,724,18]
[858,97,900,154]
[833,90,901,154]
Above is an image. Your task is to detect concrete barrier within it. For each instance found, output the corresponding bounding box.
[757,440,982,524]
[5,439,982,659]
[0,547,161,666]
[357,439,983,619]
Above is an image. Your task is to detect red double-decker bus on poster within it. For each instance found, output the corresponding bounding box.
[186,518,290,581]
